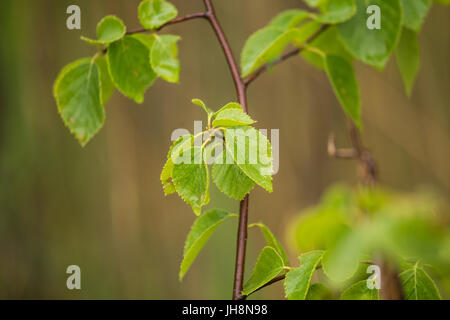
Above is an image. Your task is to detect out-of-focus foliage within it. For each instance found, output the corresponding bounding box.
[287,184,450,299]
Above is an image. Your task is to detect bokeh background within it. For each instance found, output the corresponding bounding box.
[0,0,448,299]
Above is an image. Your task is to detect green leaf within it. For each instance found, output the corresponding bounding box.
[192,98,213,115]
[180,209,236,280]
[324,55,361,129]
[224,126,273,192]
[212,102,242,117]
[322,227,370,282]
[107,36,157,103]
[306,283,334,300]
[242,247,284,295]
[338,0,402,69]
[301,26,352,70]
[81,15,126,45]
[160,135,191,196]
[212,151,255,200]
[172,146,209,215]
[138,0,178,30]
[400,263,441,300]
[313,0,356,24]
[132,33,156,50]
[434,0,450,4]
[53,58,104,146]
[250,223,289,266]
[95,57,115,105]
[395,28,420,96]
[212,108,256,128]
[151,34,181,83]
[401,0,431,32]
[340,280,380,300]
[304,0,322,7]
[269,9,311,30]
[241,27,302,77]
[284,250,324,300]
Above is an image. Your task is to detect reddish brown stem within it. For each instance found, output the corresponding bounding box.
[202,0,248,300]
[126,12,208,35]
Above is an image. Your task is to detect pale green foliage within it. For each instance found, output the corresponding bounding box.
[151,34,181,83]
[313,0,356,24]
[53,58,104,146]
[212,152,255,200]
[325,55,361,128]
[400,263,441,300]
[107,36,157,103]
[81,15,126,45]
[340,280,380,300]
[396,28,420,96]
[269,10,311,30]
[172,147,209,216]
[95,56,115,105]
[288,184,449,297]
[212,108,256,128]
[242,247,284,295]
[179,209,237,280]
[306,283,333,300]
[250,223,289,266]
[401,0,431,32]
[138,0,178,30]
[284,250,324,300]
[338,0,402,69]
[161,101,274,211]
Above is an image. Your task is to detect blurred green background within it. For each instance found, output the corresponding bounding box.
[0,0,448,299]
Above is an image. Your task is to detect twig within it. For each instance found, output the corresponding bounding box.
[244,24,329,86]
[201,0,248,300]
[126,12,208,35]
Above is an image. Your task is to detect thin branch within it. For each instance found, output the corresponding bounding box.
[244,24,330,87]
[125,12,208,35]
[203,0,247,112]
[201,0,249,301]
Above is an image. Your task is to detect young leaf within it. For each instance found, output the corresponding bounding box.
[250,223,289,266]
[95,56,115,105]
[81,15,126,45]
[107,36,157,103]
[192,98,213,116]
[340,280,380,300]
[306,283,334,300]
[160,135,192,196]
[338,0,402,69]
[180,209,237,280]
[172,147,209,215]
[212,102,242,117]
[212,151,255,200]
[241,27,302,77]
[151,34,181,83]
[224,126,273,192]
[324,55,361,129]
[401,0,432,32]
[395,28,420,96]
[212,108,256,128]
[304,0,322,7]
[53,58,104,146]
[242,247,284,295]
[284,250,324,300]
[138,0,178,30]
[269,9,311,30]
[313,0,356,24]
[400,264,441,300]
